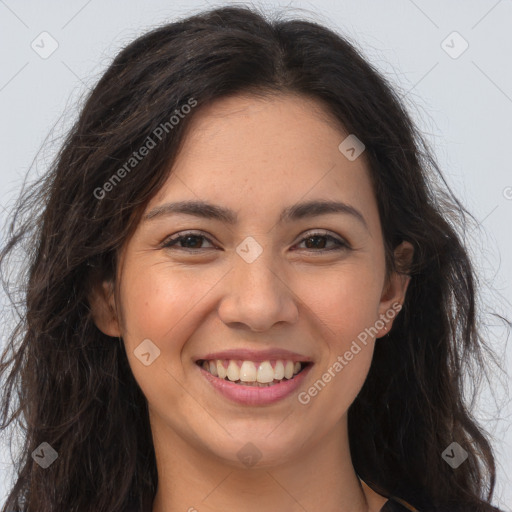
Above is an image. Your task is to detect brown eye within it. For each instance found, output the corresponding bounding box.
[295,231,349,253]
[162,232,215,250]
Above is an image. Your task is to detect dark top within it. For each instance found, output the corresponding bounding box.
[124,493,420,511]
[381,495,421,511]
[124,475,422,511]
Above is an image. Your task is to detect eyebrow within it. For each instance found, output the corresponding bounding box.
[143,199,368,230]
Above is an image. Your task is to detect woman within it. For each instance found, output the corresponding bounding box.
[0,5,507,512]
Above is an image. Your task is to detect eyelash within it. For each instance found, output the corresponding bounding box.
[161,230,350,254]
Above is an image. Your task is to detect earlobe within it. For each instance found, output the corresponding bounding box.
[88,279,121,337]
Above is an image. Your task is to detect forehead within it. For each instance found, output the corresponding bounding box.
[148,93,378,229]
[178,92,349,165]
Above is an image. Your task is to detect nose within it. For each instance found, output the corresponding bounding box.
[217,248,299,332]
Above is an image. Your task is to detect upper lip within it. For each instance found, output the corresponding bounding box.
[195,348,313,364]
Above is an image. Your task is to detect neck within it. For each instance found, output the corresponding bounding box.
[149,412,380,512]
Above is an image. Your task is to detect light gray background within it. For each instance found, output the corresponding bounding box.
[0,0,511,509]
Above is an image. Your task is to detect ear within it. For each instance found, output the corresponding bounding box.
[375,241,414,338]
[88,278,122,337]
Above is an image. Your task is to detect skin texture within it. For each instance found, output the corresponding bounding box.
[91,93,413,512]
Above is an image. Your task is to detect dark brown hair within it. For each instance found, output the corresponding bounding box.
[0,5,508,512]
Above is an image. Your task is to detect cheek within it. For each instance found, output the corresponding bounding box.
[119,261,223,350]
[118,264,204,407]
[294,260,384,338]
[292,263,381,405]
[120,277,178,345]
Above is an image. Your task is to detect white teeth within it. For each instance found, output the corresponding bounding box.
[200,358,305,384]
[208,360,218,377]
[239,361,257,382]
[274,360,285,380]
[216,360,227,379]
[226,360,240,382]
[284,360,294,379]
[257,361,274,383]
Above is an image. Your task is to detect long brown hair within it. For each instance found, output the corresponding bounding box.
[0,5,508,511]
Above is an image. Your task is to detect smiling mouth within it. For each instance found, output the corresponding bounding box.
[196,359,312,387]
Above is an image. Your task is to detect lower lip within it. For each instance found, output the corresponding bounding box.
[197,363,313,406]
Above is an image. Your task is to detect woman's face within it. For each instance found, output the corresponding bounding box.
[94,93,411,468]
